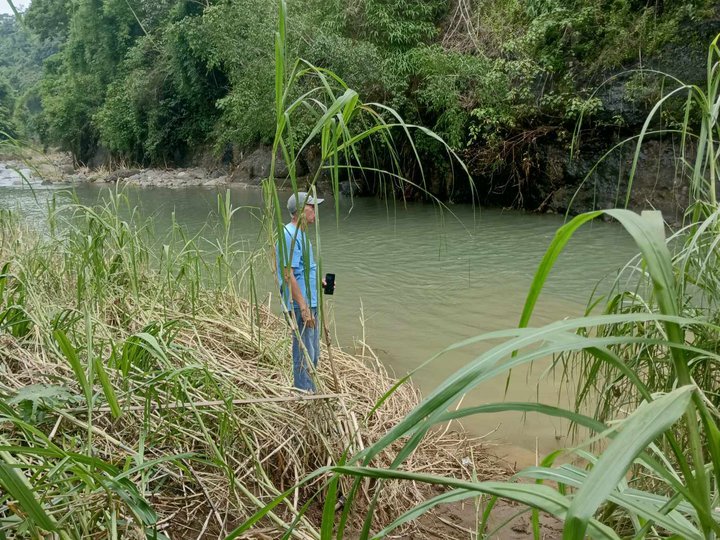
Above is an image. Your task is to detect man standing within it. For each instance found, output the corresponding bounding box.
[276,191,324,392]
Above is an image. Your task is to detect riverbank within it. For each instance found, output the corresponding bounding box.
[0,198,528,538]
[0,147,325,191]
[1,156,647,538]
[0,144,694,226]
[0,152,645,463]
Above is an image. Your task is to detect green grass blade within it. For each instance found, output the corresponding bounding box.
[371,489,478,539]
[434,401,606,433]
[329,466,619,540]
[563,385,695,539]
[53,329,90,403]
[224,467,329,539]
[0,461,57,532]
[102,476,157,526]
[320,474,339,539]
[519,211,603,328]
[93,357,121,419]
[624,85,692,207]
[520,466,702,539]
[604,210,677,318]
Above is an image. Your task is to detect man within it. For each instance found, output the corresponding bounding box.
[276,191,324,392]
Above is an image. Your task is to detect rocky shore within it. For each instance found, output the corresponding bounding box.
[0,145,339,193]
[0,152,232,188]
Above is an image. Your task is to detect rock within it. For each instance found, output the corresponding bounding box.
[87,171,105,183]
[303,145,322,177]
[203,176,227,186]
[537,138,691,223]
[106,169,141,182]
[229,146,307,185]
[339,180,360,196]
[194,168,207,179]
[220,143,234,165]
[230,146,272,185]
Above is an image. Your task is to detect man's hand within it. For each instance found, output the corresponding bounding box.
[301,306,316,328]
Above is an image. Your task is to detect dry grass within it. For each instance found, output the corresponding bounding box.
[0,208,506,539]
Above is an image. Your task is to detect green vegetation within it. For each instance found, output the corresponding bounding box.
[0,79,15,138]
[2,0,720,538]
[0,13,56,140]
[2,0,717,203]
[0,2,477,537]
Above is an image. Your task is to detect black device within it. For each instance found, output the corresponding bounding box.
[324,273,335,295]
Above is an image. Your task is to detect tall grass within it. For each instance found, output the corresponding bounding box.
[0,187,483,538]
[552,35,720,534]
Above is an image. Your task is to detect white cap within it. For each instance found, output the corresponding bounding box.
[287,191,324,214]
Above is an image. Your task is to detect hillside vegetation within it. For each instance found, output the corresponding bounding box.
[3,0,718,206]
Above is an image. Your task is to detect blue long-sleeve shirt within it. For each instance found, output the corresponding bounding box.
[276,223,318,310]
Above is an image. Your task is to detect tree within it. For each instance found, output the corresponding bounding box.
[0,79,17,138]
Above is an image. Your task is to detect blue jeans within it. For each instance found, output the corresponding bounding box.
[291,307,320,392]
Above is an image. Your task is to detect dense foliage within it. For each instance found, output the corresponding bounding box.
[3,0,719,202]
[0,14,49,138]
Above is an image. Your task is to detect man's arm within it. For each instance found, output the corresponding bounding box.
[283,267,315,329]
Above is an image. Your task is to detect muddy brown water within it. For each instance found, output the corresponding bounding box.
[0,175,640,466]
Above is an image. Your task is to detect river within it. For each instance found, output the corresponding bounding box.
[0,168,641,466]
